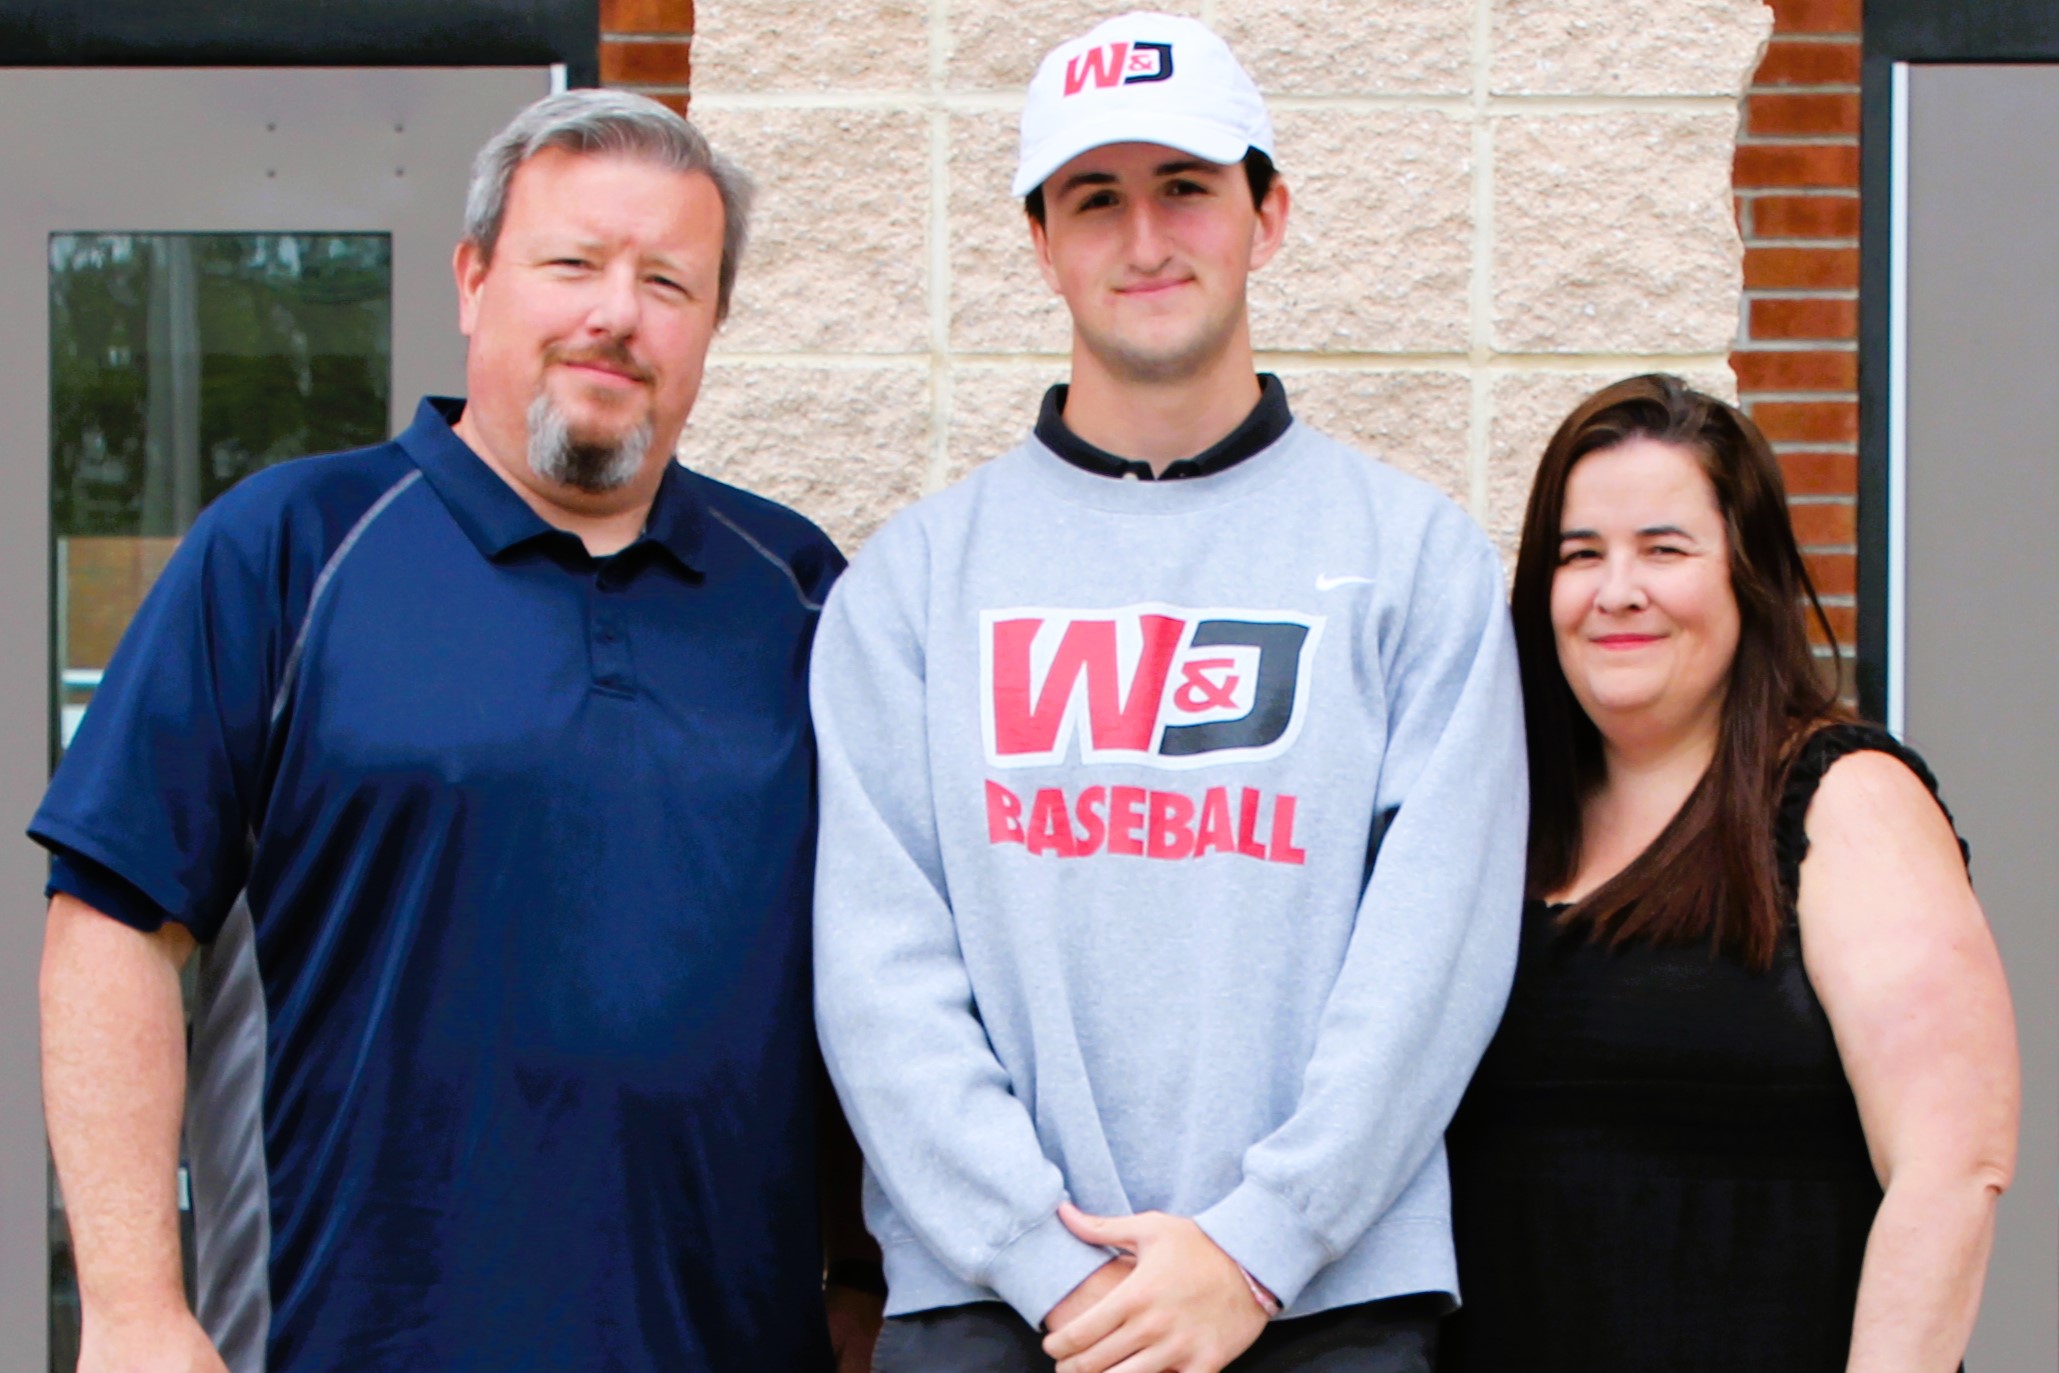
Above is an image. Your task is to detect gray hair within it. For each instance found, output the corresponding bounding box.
[463,89,754,323]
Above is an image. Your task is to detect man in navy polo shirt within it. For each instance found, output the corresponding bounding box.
[34,91,862,1372]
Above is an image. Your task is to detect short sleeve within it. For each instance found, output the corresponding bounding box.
[1775,721,1970,903]
[29,503,283,941]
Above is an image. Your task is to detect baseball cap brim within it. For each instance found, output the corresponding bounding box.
[1011,110,1257,197]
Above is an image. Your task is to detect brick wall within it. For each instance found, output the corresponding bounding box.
[1731,0,1861,663]
[600,0,695,117]
[622,4,1867,663]
[668,0,1774,555]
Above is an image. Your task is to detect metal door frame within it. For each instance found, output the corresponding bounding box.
[1860,6,2059,1369]
[0,64,558,1371]
[1859,2,2059,722]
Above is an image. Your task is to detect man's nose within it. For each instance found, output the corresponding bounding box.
[585,261,642,337]
[1123,200,1173,271]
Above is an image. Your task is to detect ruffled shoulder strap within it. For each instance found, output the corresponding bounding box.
[1776,721,1970,904]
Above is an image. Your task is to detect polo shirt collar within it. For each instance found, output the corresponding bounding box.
[400,396,705,570]
[1034,374,1292,481]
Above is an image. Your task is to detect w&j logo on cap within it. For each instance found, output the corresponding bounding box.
[1012,11,1277,197]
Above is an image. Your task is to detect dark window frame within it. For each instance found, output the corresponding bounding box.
[0,0,598,87]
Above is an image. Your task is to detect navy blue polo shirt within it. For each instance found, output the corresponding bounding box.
[32,398,842,1372]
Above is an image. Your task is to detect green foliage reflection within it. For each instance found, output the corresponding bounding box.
[50,233,391,537]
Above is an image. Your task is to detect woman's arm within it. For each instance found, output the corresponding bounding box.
[1796,749,2020,1373]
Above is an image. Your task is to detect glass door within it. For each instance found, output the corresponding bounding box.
[46,230,394,1366]
[0,66,555,1371]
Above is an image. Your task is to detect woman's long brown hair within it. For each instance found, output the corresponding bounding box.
[1511,374,1849,968]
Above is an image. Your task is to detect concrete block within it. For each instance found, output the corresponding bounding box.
[1493,112,1744,354]
[943,362,1066,486]
[1487,365,1738,553]
[678,362,933,550]
[692,0,929,93]
[946,0,1204,92]
[1275,368,1473,507]
[1253,110,1472,354]
[1215,0,1473,96]
[693,108,931,353]
[1493,0,1772,96]
[949,110,1072,355]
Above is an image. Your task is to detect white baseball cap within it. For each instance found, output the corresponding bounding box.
[1012,11,1275,198]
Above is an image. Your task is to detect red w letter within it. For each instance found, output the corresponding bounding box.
[1064,42,1130,96]
[991,615,1184,756]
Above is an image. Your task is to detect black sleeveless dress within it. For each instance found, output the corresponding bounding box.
[1441,724,1967,1373]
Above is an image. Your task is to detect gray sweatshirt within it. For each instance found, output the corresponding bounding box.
[811,413,1526,1326]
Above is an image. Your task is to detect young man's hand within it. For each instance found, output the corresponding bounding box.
[1044,1251,1136,1332]
[1041,1203,1268,1373]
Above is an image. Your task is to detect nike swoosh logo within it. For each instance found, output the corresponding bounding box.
[1316,574,1374,591]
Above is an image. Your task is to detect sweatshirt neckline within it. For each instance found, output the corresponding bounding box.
[1035,374,1291,482]
[1016,414,1308,515]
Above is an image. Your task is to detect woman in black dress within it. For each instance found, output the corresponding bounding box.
[1442,375,2018,1372]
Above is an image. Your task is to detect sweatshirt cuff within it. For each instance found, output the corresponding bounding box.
[1193,1180,1332,1310]
[983,1209,1114,1329]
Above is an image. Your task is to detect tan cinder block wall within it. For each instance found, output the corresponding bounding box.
[678,0,1773,555]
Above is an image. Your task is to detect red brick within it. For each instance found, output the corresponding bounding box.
[601,0,693,34]
[1770,0,1861,35]
[1803,552,1858,597]
[1733,349,1858,393]
[1750,297,1858,342]
[639,92,691,117]
[1754,399,1859,444]
[1810,603,1858,648]
[1734,143,1860,189]
[1777,451,1859,496]
[1752,40,1862,87]
[601,39,692,85]
[1748,93,1861,138]
[1745,246,1860,290]
[1788,501,1858,546]
[1749,194,1860,239]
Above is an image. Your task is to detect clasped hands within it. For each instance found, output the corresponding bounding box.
[1040,1202,1271,1373]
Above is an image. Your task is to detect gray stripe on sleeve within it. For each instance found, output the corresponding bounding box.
[709,506,825,612]
[185,892,272,1372]
[271,469,422,725]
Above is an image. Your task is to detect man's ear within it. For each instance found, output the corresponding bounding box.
[453,238,488,339]
[1247,177,1290,272]
[1028,211,1063,294]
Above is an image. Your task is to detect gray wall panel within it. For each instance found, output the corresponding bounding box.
[1904,62,2059,1373]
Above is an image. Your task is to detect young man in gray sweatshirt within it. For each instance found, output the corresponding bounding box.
[811,13,1526,1372]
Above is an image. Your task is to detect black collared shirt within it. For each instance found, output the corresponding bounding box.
[1036,374,1292,481]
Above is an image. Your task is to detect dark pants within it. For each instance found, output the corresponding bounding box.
[873,1293,1442,1373]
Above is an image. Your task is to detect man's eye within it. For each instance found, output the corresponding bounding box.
[648,275,686,295]
[1075,191,1118,211]
[1166,179,1209,196]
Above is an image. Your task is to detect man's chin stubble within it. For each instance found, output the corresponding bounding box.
[526,392,652,494]
[1086,317,1241,387]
